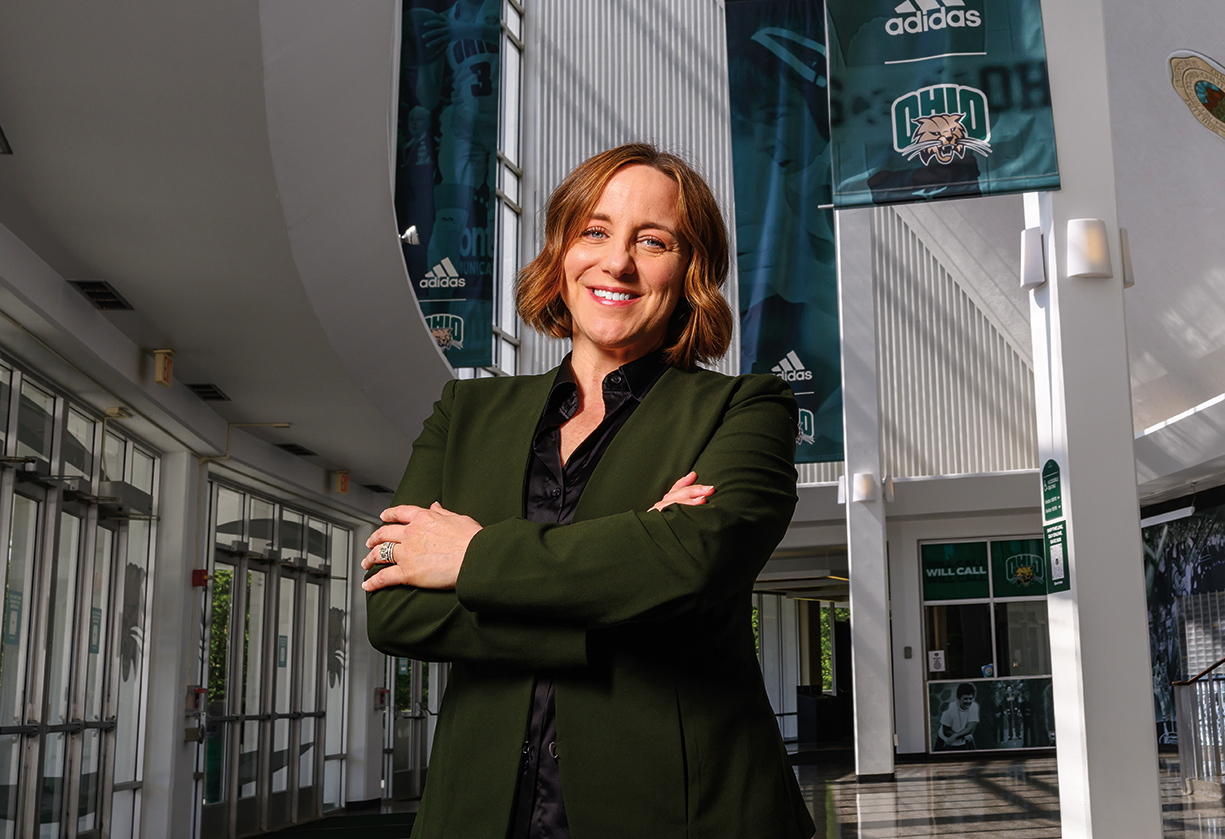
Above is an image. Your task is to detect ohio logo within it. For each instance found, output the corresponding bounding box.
[797,408,815,446]
[893,84,992,165]
[771,351,812,382]
[886,0,981,36]
[424,313,464,351]
[1004,553,1045,588]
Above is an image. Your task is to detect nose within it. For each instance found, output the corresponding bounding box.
[601,236,635,279]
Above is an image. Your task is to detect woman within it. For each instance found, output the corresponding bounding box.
[363,144,815,839]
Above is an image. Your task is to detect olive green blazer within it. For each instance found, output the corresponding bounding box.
[366,365,815,839]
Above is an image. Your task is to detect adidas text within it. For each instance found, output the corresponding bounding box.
[775,369,812,382]
[419,276,466,288]
[886,0,980,36]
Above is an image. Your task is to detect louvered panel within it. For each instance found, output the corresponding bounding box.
[521,0,738,376]
[873,207,1038,478]
[798,461,844,485]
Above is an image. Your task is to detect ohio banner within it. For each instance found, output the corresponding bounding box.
[826,0,1060,207]
[726,0,843,463]
[394,0,501,367]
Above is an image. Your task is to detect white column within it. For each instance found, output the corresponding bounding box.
[837,207,895,779]
[141,452,203,838]
[1028,0,1162,836]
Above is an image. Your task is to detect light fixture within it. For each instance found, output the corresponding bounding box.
[1066,218,1113,279]
[1020,226,1046,291]
[852,472,877,503]
[400,225,420,245]
[1120,228,1135,288]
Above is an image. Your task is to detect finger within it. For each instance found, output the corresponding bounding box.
[362,564,412,592]
[668,472,698,492]
[430,501,458,517]
[380,505,427,524]
[365,523,408,549]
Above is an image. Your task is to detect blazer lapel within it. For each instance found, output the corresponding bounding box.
[571,367,694,521]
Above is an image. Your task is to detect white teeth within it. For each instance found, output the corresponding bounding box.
[592,288,634,301]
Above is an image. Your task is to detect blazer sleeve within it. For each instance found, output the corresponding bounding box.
[454,375,798,628]
[365,380,590,669]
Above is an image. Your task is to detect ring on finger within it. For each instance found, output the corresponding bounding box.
[378,542,396,564]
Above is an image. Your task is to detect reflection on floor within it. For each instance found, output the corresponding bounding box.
[796,754,1225,838]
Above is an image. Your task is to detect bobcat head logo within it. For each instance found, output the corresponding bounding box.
[428,323,453,345]
[899,113,992,165]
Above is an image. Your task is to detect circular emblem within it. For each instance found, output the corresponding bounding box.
[1170,51,1225,142]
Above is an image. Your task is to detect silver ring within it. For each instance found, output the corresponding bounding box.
[378,542,396,564]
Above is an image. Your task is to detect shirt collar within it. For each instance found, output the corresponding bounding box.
[541,350,668,425]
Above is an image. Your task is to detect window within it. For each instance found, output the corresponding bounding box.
[922,538,1054,752]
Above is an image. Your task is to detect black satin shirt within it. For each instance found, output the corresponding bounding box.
[509,351,667,839]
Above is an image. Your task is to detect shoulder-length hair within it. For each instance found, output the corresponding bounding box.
[516,143,734,370]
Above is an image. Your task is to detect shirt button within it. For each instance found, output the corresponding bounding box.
[551,488,561,498]
[609,372,623,385]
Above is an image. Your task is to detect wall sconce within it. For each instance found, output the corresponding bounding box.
[1066,219,1113,278]
[400,225,420,245]
[1020,227,1046,291]
[852,472,877,503]
[1120,228,1135,288]
[837,475,846,505]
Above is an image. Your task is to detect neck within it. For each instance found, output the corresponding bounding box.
[568,342,659,402]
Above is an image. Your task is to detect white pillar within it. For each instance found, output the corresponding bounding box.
[141,452,204,838]
[837,207,895,780]
[1028,0,1162,835]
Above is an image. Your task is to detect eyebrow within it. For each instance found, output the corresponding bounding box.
[588,212,679,239]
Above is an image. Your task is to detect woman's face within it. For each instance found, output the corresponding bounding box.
[561,165,689,364]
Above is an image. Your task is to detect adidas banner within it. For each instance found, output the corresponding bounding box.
[726,0,843,463]
[826,0,1060,207]
[394,0,501,367]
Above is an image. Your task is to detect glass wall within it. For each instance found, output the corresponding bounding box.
[0,356,159,839]
[921,538,1055,752]
[200,482,353,836]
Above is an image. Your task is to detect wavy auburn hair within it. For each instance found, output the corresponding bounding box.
[515,144,734,370]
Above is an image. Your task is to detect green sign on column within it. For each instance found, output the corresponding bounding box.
[921,542,989,600]
[1042,459,1062,521]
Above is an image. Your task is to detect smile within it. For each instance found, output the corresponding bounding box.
[591,288,637,302]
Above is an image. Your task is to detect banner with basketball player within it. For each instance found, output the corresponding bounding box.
[395,0,501,367]
[825,0,1060,207]
[725,0,843,463]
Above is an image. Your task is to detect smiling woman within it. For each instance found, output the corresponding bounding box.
[363,144,814,839]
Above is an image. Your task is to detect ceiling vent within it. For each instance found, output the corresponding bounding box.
[68,280,133,311]
[276,443,317,457]
[186,383,230,402]
[362,484,394,494]
[0,124,10,155]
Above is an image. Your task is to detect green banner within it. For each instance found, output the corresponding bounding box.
[990,539,1046,598]
[395,0,501,367]
[725,0,843,463]
[922,542,989,601]
[826,0,1060,207]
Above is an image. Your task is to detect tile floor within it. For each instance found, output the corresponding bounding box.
[794,755,1225,838]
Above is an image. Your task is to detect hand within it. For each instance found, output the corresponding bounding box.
[650,471,714,512]
[361,503,483,592]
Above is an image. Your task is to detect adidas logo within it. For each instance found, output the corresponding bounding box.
[772,351,813,383]
[419,257,467,289]
[886,0,981,36]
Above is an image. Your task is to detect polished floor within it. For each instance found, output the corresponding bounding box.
[795,754,1225,838]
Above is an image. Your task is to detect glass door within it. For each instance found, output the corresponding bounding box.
[0,490,42,839]
[234,564,269,836]
[73,520,118,838]
[268,571,296,830]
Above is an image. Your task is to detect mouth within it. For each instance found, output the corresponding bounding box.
[589,287,639,303]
